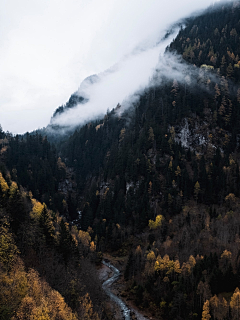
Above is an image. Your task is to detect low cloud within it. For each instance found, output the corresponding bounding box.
[51,36,221,129]
[51,32,180,127]
[0,0,225,133]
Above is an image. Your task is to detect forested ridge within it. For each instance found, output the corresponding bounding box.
[0,130,110,319]
[2,1,240,319]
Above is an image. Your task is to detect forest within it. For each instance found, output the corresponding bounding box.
[1,1,240,319]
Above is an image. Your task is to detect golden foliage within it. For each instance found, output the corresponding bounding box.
[209,295,228,320]
[78,293,100,320]
[30,199,44,220]
[148,181,152,194]
[0,261,28,316]
[148,215,164,230]
[155,254,182,276]
[12,269,77,320]
[90,241,96,252]
[78,230,91,248]
[147,250,156,262]
[175,166,181,176]
[220,249,232,260]
[230,288,240,320]
[0,215,80,320]
[9,182,18,198]
[0,172,9,195]
[202,300,211,320]
[0,218,19,270]
[189,255,196,268]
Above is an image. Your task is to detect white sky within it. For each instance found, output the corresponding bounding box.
[0,0,222,134]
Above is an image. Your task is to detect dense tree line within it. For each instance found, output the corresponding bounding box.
[0,169,108,320]
[2,132,72,215]
[56,2,240,318]
[169,1,240,81]
[2,2,240,319]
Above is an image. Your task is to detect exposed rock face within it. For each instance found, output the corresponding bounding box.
[174,114,230,154]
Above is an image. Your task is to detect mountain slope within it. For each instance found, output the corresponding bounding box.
[56,2,240,318]
[0,165,106,320]
[2,1,240,319]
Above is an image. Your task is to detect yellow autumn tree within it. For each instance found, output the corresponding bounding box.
[79,293,100,320]
[30,199,44,220]
[202,300,211,320]
[0,218,19,270]
[148,215,164,230]
[78,230,91,247]
[0,260,28,317]
[220,250,232,271]
[189,255,196,268]
[0,172,9,196]
[13,269,78,320]
[147,250,156,262]
[209,295,219,320]
[174,259,181,275]
[175,166,181,176]
[230,287,240,320]
[217,298,228,320]
[9,181,18,199]
[90,241,96,252]
[144,251,156,276]
[78,230,91,255]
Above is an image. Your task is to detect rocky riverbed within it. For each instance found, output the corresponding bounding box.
[99,259,152,320]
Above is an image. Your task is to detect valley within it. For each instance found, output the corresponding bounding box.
[1,1,240,319]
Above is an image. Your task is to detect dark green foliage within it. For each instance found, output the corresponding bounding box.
[51,3,240,249]
[0,213,18,271]
[39,205,55,246]
[1,3,240,319]
[169,2,240,81]
[53,93,86,118]
[58,219,78,263]
[5,133,63,211]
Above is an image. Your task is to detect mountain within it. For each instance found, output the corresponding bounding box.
[1,1,240,319]
[51,74,100,120]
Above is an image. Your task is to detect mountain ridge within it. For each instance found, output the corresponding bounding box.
[1,1,240,319]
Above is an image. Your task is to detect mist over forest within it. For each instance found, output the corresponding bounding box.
[1,1,240,320]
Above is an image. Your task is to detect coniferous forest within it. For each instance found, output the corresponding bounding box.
[2,1,240,319]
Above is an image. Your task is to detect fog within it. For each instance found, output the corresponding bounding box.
[0,0,224,133]
[51,32,179,127]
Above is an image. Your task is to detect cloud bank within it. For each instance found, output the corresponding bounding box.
[51,33,180,127]
[0,0,223,133]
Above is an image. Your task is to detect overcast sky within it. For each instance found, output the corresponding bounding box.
[0,0,222,134]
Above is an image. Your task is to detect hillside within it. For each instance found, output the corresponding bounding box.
[1,1,240,319]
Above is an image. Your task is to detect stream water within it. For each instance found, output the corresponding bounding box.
[102,260,131,320]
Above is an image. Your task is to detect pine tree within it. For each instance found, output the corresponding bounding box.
[194,181,201,202]
[39,204,55,246]
[59,219,76,263]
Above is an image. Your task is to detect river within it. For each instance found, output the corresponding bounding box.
[102,260,150,320]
